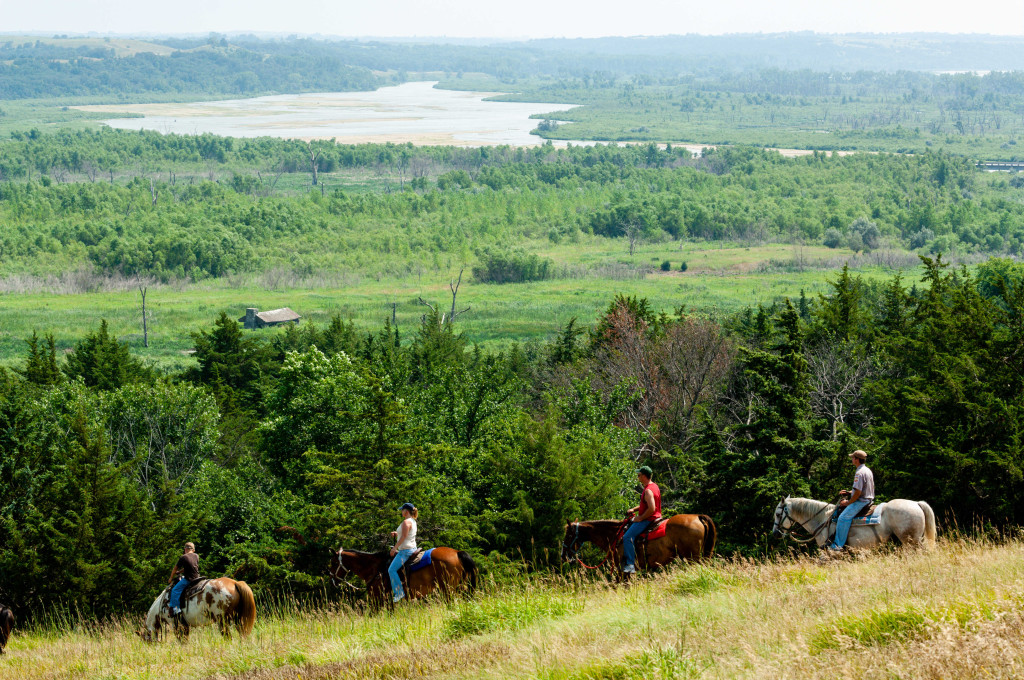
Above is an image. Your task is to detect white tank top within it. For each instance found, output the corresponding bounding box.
[395,518,417,551]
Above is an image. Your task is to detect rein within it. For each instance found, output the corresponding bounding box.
[330,548,377,592]
[776,502,834,544]
[564,519,630,570]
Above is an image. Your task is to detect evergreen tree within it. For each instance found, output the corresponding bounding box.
[22,332,61,386]
[64,320,149,390]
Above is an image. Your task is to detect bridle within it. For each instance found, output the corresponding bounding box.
[562,519,630,570]
[330,548,363,591]
[773,500,833,544]
[329,547,383,592]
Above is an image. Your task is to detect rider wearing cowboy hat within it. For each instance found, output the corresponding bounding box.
[828,450,875,551]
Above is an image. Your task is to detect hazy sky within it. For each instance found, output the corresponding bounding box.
[3,0,1023,39]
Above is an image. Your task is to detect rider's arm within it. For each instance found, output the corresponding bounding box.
[849,488,862,503]
[168,561,181,585]
[394,519,408,547]
[635,488,656,522]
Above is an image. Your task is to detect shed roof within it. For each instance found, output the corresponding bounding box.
[256,307,301,323]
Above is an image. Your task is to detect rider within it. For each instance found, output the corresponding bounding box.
[828,450,875,551]
[388,503,418,602]
[622,466,661,574]
[167,541,200,616]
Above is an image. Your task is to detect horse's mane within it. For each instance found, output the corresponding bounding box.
[341,548,389,560]
[788,497,833,516]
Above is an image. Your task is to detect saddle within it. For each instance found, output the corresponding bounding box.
[636,517,669,544]
[168,577,208,612]
[383,548,435,593]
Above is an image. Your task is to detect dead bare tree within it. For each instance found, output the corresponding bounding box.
[149,178,158,206]
[806,340,875,440]
[306,142,323,186]
[622,221,644,256]
[139,283,149,348]
[417,268,470,326]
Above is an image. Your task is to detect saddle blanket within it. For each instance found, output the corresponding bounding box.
[851,505,884,527]
[645,520,667,540]
[406,548,434,573]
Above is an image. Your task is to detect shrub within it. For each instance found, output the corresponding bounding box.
[472,249,554,284]
[660,260,671,271]
[823,227,843,248]
[679,261,688,272]
[809,606,927,652]
[444,590,581,640]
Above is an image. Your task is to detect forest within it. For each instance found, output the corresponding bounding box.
[0,130,1022,284]
[2,254,1023,618]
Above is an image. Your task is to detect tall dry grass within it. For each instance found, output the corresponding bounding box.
[4,539,1024,679]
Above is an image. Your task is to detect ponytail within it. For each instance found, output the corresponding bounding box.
[411,508,419,520]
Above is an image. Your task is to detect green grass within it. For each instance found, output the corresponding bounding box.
[8,540,1024,679]
[0,241,901,371]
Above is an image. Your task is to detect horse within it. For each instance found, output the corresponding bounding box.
[0,604,13,655]
[138,577,256,642]
[329,547,477,608]
[772,496,937,550]
[561,514,717,575]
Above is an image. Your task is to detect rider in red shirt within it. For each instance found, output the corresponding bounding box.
[622,466,661,573]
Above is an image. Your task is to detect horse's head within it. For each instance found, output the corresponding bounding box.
[328,547,349,588]
[772,496,792,537]
[561,521,583,562]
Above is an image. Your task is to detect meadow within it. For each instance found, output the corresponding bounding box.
[0,240,900,371]
[4,538,1024,679]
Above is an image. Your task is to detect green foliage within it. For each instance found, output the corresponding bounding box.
[64,319,150,390]
[443,589,582,640]
[21,331,61,385]
[473,249,554,284]
[810,606,928,651]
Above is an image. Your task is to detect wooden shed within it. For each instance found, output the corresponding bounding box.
[240,307,301,329]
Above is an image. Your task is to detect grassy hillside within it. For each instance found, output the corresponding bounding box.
[0,35,176,57]
[0,241,900,371]
[4,539,1024,679]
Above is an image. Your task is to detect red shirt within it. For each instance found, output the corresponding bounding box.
[638,482,662,520]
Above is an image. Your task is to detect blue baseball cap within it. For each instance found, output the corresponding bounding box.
[399,502,416,512]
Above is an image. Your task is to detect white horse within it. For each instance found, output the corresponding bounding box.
[138,577,256,642]
[772,496,936,549]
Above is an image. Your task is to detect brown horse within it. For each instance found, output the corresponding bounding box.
[329,547,477,608]
[139,577,256,642]
[562,515,716,575]
[0,604,13,655]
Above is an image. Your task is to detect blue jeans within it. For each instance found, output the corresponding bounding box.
[622,520,651,569]
[831,498,871,549]
[169,577,192,613]
[388,549,415,601]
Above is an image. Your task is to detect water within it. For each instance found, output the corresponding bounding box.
[83,81,579,147]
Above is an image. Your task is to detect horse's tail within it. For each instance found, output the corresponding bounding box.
[918,501,937,547]
[234,581,256,637]
[698,515,717,559]
[457,551,478,595]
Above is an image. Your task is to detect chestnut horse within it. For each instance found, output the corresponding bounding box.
[329,547,477,608]
[0,604,13,655]
[562,515,716,575]
[139,577,256,642]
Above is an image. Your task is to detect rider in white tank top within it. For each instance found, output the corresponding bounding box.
[395,518,417,551]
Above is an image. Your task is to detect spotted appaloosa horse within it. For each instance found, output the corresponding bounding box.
[0,604,13,654]
[139,578,255,642]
